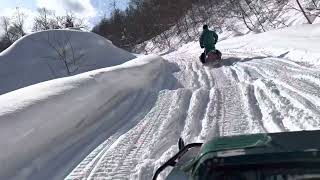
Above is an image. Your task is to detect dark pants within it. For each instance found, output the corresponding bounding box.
[200,51,206,63]
[200,49,210,63]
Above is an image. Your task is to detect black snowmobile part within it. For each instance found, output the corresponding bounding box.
[178,138,185,150]
[152,143,203,180]
[200,53,206,63]
[199,50,222,64]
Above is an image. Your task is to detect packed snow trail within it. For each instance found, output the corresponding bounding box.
[67,49,320,179]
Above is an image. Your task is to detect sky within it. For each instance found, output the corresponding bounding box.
[0,0,130,33]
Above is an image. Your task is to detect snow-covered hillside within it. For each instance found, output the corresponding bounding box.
[1,22,320,180]
[211,24,320,67]
[0,30,136,95]
[2,1,320,179]
[136,0,320,55]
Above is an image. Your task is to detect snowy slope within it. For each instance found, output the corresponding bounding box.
[1,18,320,180]
[0,30,136,95]
[136,0,320,55]
[0,54,165,180]
[219,24,320,65]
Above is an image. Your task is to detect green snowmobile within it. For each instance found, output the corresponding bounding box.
[152,130,320,180]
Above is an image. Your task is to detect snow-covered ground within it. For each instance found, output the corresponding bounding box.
[66,24,320,180]
[1,10,320,180]
[219,24,320,66]
[0,29,136,95]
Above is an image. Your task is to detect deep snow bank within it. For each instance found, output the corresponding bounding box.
[0,54,164,180]
[219,24,320,65]
[0,30,136,95]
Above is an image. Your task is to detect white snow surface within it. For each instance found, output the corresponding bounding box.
[67,24,320,180]
[219,24,320,66]
[0,54,164,180]
[1,24,320,180]
[0,29,136,95]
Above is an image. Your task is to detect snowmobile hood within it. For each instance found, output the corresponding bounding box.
[190,130,320,179]
[178,134,272,174]
[199,133,271,157]
[154,130,320,180]
[199,130,320,158]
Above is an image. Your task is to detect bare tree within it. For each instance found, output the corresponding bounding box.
[40,31,85,75]
[0,8,26,52]
[63,12,88,30]
[1,17,13,43]
[33,8,58,31]
[296,0,313,24]
[11,7,26,37]
[110,0,117,12]
[311,0,318,8]
[64,14,74,28]
[33,8,88,31]
[0,17,13,52]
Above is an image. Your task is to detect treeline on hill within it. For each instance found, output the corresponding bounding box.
[93,0,320,51]
[0,8,86,52]
[92,0,198,50]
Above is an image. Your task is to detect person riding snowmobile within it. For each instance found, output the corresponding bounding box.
[199,25,219,63]
[200,25,218,53]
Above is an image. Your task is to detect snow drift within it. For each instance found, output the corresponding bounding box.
[0,54,164,180]
[219,24,320,65]
[0,30,136,95]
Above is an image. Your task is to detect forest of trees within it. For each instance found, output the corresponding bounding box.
[92,0,198,50]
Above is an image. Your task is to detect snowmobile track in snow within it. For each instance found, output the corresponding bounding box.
[67,51,320,180]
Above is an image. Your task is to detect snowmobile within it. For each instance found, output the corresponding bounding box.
[152,130,320,180]
[199,50,222,65]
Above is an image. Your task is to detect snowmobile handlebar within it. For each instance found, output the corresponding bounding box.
[152,143,203,180]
